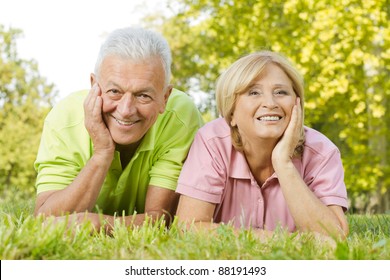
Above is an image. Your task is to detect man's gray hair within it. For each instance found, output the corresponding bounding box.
[94,27,172,87]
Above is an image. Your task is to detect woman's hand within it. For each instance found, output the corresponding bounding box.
[272,97,302,169]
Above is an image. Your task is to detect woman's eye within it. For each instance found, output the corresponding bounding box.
[275,90,288,95]
[249,91,260,96]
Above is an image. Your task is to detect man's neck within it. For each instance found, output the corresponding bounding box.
[116,141,141,168]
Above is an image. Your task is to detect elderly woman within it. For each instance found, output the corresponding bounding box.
[175,51,349,238]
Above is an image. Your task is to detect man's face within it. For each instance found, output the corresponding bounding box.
[93,55,170,146]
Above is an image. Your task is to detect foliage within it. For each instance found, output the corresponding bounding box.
[0,191,389,260]
[0,25,56,193]
[1,1,389,218]
[145,0,390,212]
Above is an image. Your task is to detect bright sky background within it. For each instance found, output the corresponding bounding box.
[0,0,168,103]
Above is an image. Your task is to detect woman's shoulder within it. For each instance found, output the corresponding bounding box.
[303,126,340,157]
[198,117,231,140]
[189,118,237,170]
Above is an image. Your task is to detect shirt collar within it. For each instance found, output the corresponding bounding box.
[229,150,303,184]
[113,117,158,166]
[229,149,252,179]
[137,122,157,152]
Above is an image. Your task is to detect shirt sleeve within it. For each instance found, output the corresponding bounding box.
[34,119,90,194]
[305,148,349,211]
[148,94,204,191]
[175,130,227,204]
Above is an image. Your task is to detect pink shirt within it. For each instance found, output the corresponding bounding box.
[176,118,348,232]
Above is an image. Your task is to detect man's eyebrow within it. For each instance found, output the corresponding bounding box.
[104,81,121,88]
[104,82,156,94]
[133,87,157,94]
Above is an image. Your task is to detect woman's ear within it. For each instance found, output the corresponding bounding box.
[230,113,237,127]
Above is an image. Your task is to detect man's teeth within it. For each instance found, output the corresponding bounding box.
[115,118,136,125]
[258,116,281,121]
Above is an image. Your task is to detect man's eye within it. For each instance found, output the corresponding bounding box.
[107,89,120,95]
[137,94,153,101]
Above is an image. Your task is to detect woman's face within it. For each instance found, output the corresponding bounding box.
[231,63,297,144]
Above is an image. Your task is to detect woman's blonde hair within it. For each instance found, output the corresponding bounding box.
[216,50,305,156]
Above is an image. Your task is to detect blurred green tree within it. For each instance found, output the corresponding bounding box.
[147,0,390,212]
[0,25,56,196]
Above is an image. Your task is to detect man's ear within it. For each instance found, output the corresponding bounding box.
[159,85,173,113]
[164,85,173,104]
[90,73,97,87]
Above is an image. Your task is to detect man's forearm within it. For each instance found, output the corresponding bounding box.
[35,153,113,216]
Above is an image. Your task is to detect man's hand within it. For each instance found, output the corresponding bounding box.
[84,84,115,159]
[43,212,114,235]
[34,87,117,216]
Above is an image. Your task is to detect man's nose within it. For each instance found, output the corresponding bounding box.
[117,93,137,116]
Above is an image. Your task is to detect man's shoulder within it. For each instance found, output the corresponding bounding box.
[162,88,203,126]
[54,90,88,110]
[45,90,87,128]
[166,88,197,110]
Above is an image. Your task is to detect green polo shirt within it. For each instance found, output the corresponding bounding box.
[34,89,203,215]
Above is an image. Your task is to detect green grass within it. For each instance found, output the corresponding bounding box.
[0,188,389,260]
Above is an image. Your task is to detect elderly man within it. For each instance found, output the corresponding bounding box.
[34,27,203,232]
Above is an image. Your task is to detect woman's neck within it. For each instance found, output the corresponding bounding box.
[243,139,276,185]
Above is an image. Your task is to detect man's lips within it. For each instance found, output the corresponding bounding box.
[112,115,139,126]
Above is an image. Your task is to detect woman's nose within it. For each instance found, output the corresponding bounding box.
[262,94,278,109]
